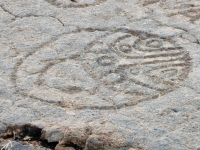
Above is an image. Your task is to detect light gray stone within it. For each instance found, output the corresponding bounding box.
[0,0,200,150]
[0,123,6,133]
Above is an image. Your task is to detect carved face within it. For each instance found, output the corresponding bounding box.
[82,34,191,97]
[15,31,191,108]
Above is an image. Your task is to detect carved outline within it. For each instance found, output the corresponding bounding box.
[11,28,192,110]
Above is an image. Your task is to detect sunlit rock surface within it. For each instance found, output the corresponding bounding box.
[0,0,200,149]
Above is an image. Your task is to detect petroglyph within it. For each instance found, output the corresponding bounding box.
[169,6,200,23]
[14,29,192,109]
[44,0,107,8]
[1,0,200,149]
[143,0,200,23]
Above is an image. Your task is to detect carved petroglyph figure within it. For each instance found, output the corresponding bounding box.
[15,30,191,109]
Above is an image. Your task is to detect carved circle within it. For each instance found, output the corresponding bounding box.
[14,29,192,109]
[82,32,192,105]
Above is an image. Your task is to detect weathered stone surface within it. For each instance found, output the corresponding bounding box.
[55,144,75,150]
[0,139,50,150]
[0,0,200,150]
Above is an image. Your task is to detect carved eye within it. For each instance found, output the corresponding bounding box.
[120,44,132,53]
[97,56,114,66]
[146,39,163,48]
[134,38,179,51]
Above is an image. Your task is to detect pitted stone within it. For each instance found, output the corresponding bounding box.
[0,0,200,150]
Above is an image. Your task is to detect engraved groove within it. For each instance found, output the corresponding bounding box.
[12,28,192,110]
[44,0,107,8]
[170,7,200,23]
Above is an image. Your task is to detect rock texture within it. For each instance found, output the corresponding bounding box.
[0,0,200,150]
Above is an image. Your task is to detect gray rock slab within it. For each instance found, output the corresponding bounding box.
[0,0,200,150]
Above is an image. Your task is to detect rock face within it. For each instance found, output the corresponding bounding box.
[0,0,200,150]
